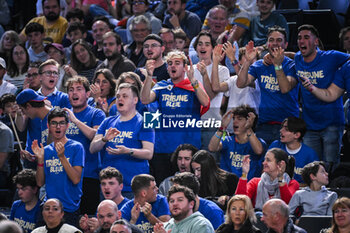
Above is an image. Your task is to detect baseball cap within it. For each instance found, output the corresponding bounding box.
[44,43,64,54]
[16,89,46,105]
[0,57,6,69]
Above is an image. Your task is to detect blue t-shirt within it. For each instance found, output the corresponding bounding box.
[333,61,350,123]
[152,79,202,153]
[109,100,151,117]
[221,135,266,180]
[121,194,170,233]
[97,113,155,192]
[295,50,349,130]
[249,56,299,124]
[198,197,224,230]
[10,200,41,233]
[44,139,85,212]
[26,113,49,154]
[43,91,71,108]
[118,197,130,210]
[269,140,319,183]
[65,106,105,179]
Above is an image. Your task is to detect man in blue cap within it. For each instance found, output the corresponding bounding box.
[15,89,52,169]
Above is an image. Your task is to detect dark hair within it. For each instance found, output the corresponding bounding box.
[170,144,198,172]
[232,104,258,131]
[93,69,117,99]
[20,100,45,108]
[172,28,187,41]
[193,31,216,51]
[66,8,84,22]
[268,148,295,179]
[301,161,326,186]
[111,219,132,233]
[0,93,16,109]
[67,22,87,35]
[7,44,29,77]
[99,166,123,184]
[268,25,287,41]
[12,169,37,188]
[144,34,163,46]
[29,61,42,69]
[47,107,69,123]
[339,26,350,51]
[103,32,122,46]
[282,117,307,141]
[71,39,98,72]
[43,198,63,213]
[66,75,90,92]
[171,172,200,195]
[118,82,140,99]
[297,24,319,38]
[167,185,196,210]
[131,174,155,195]
[191,150,231,197]
[117,72,142,92]
[130,0,149,5]
[92,16,112,29]
[42,0,60,8]
[25,22,44,34]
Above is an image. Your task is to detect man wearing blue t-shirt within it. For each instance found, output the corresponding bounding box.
[237,26,299,146]
[121,174,171,233]
[280,24,350,169]
[10,169,41,233]
[90,83,155,197]
[64,75,106,215]
[32,107,84,227]
[140,50,210,185]
[269,117,319,183]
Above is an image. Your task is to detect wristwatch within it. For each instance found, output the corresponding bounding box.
[129,149,134,156]
[274,65,283,71]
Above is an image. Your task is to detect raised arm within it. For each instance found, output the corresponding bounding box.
[237,41,256,88]
[187,58,210,107]
[197,60,216,100]
[208,110,232,152]
[244,112,264,155]
[64,108,98,140]
[211,44,229,93]
[89,128,120,154]
[140,60,157,104]
[32,140,45,187]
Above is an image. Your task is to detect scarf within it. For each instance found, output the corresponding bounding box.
[255,172,291,210]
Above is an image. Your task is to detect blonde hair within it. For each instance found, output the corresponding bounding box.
[165,50,188,65]
[225,195,256,224]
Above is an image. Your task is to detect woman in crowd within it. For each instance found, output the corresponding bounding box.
[90,68,116,116]
[191,150,238,198]
[68,39,102,83]
[3,43,29,89]
[216,195,261,233]
[0,30,21,62]
[321,197,350,233]
[235,148,299,210]
[32,198,81,233]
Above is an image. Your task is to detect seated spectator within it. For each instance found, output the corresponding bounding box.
[153,185,215,233]
[261,199,306,233]
[0,30,21,63]
[208,105,265,180]
[320,197,350,233]
[10,169,41,233]
[269,117,319,183]
[172,28,187,54]
[99,167,130,210]
[235,148,299,210]
[158,144,198,196]
[23,62,42,92]
[64,22,88,63]
[339,26,350,53]
[0,120,13,183]
[216,195,261,233]
[64,39,102,83]
[191,150,238,199]
[0,58,17,96]
[3,44,29,89]
[0,220,23,233]
[110,219,134,233]
[91,17,112,61]
[289,161,338,217]
[120,174,171,233]
[243,0,289,46]
[25,23,48,63]
[31,198,82,233]
[126,0,162,44]
[158,28,175,56]
[171,172,225,230]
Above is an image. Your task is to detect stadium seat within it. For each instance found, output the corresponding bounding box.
[297,215,332,233]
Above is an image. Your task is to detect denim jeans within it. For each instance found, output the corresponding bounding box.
[303,125,343,165]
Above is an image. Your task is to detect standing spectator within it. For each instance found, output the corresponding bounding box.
[163,0,202,41]
[97,32,136,79]
[20,0,68,44]
[25,23,48,63]
[10,169,41,233]
[3,44,29,89]
[32,108,85,227]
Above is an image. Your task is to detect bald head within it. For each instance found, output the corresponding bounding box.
[97,200,121,230]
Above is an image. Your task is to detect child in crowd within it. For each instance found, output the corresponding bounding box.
[173,28,188,55]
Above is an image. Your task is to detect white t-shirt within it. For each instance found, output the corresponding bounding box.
[0,80,17,97]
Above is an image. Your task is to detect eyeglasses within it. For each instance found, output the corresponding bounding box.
[27,72,39,78]
[41,70,59,77]
[132,1,146,5]
[143,43,162,49]
[50,121,67,127]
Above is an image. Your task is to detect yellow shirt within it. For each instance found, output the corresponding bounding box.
[21,16,68,43]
